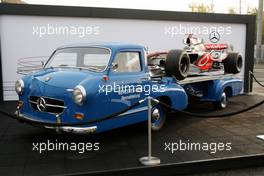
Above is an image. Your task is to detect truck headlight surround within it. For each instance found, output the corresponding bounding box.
[73,85,86,105]
[15,79,24,95]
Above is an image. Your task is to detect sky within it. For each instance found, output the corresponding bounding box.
[24,0,259,14]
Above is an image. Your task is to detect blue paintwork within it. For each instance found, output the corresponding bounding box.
[182,78,242,103]
[204,78,243,102]
[18,43,243,133]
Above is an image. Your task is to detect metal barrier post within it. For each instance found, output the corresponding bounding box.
[139,96,160,166]
[248,71,253,95]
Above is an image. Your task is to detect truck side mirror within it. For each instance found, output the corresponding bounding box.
[112,62,118,71]
[41,61,45,68]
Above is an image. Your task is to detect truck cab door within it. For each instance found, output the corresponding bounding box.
[107,50,149,117]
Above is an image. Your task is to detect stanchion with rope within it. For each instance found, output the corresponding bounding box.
[138,94,264,166]
[248,70,253,95]
[139,96,160,166]
[249,71,264,141]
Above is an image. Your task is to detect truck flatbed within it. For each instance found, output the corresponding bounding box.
[178,73,241,84]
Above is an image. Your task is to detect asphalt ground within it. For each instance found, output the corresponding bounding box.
[188,166,264,176]
[253,64,264,95]
[0,94,263,175]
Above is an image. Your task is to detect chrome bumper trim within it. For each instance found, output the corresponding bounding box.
[49,126,97,134]
[15,111,97,134]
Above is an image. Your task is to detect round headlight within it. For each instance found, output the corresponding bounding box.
[73,85,86,105]
[15,79,24,95]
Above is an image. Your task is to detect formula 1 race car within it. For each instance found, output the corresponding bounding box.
[148,34,243,80]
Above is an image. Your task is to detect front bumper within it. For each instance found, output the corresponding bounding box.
[15,110,97,134]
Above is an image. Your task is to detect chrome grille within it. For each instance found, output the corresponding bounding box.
[29,96,66,114]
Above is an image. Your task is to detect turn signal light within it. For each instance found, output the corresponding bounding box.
[102,75,109,81]
[73,113,84,120]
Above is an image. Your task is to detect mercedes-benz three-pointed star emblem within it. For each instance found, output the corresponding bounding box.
[209,31,220,43]
[37,97,46,112]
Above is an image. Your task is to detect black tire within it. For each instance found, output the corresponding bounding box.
[223,52,243,74]
[214,91,228,110]
[165,50,190,80]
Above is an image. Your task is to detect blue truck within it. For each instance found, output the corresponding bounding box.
[15,43,243,134]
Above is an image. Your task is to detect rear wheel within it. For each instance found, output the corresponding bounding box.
[223,52,243,74]
[165,50,190,80]
[214,91,228,109]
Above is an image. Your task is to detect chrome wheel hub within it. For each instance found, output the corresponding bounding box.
[220,93,227,108]
[152,108,160,122]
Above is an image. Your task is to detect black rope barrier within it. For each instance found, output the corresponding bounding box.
[3,95,263,128]
[153,98,264,118]
[250,71,264,88]
[1,71,264,127]
[0,98,146,127]
[151,71,264,118]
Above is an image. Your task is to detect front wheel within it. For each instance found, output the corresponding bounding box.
[151,104,167,131]
[214,92,228,110]
[165,49,190,80]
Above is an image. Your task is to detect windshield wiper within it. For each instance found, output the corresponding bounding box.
[45,65,102,71]
[55,65,81,70]
[86,66,101,71]
[58,64,69,67]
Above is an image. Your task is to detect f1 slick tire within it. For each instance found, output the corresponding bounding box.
[165,49,190,80]
[223,52,243,74]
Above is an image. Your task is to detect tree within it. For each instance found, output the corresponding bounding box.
[1,0,26,4]
[189,3,214,13]
[247,7,264,44]
[228,7,237,14]
[247,7,258,14]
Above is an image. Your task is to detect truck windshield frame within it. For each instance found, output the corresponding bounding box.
[44,47,112,72]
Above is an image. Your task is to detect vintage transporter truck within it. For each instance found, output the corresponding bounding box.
[15,43,243,134]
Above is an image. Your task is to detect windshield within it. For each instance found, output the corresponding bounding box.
[45,47,111,72]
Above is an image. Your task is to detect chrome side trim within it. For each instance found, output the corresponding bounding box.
[66,89,74,92]
[44,103,66,109]
[118,106,148,116]
[29,100,37,104]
